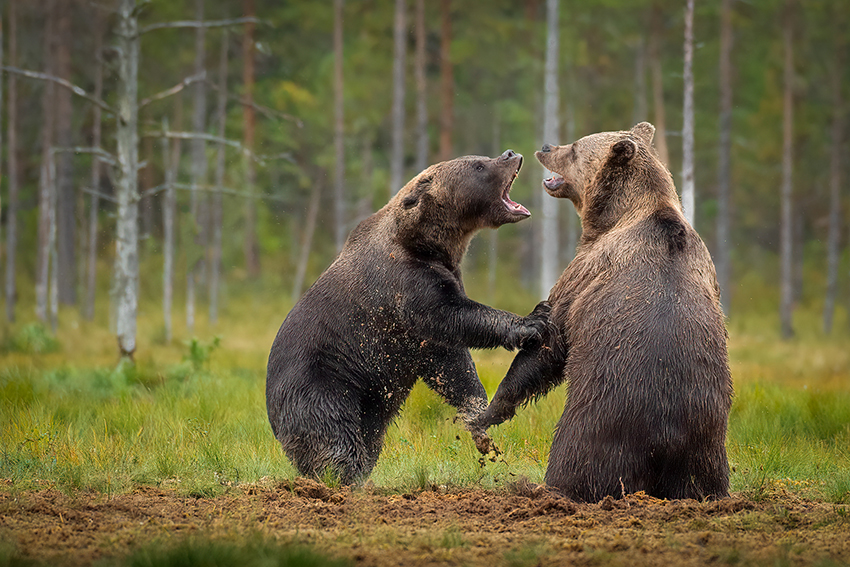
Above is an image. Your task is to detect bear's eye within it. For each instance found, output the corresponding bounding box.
[475,163,485,172]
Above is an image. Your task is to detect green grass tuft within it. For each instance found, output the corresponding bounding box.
[101,535,351,567]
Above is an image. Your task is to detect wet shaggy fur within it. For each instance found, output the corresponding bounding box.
[474,123,733,502]
[267,151,547,485]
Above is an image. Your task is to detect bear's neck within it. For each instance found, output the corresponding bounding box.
[400,222,475,271]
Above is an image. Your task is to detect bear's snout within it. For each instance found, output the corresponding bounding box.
[500,149,518,160]
[540,143,553,153]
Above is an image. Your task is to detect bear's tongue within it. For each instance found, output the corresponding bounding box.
[543,174,565,190]
[502,189,530,216]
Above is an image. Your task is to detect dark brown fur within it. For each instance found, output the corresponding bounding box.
[474,123,733,501]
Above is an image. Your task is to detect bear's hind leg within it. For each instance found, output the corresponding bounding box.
[279,408,373,486]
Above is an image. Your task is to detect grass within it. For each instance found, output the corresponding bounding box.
[1,261,849,502]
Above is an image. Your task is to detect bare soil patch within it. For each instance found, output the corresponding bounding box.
[2,478,849,566]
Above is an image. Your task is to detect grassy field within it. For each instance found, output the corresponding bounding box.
[1,265,850,565]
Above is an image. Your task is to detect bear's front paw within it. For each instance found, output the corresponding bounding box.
[514,301,552,350]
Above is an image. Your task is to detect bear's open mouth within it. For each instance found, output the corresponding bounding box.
[502,160,530,216]
[543,174,565,191]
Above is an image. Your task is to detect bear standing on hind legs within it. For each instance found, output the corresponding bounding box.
[267,150,548,485]
[473,123,733,502]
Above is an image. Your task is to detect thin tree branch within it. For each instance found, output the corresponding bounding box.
[50,145,117,167]
[140,16,264,35]
[2,66,114,114]
[203,78,303,127]
[82,187,118,204]
[142,181,290,204]
[139,72,206,108]
[143,129,278,164]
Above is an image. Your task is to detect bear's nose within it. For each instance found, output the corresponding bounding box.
[500,149,517,159]
[541,143,553,153]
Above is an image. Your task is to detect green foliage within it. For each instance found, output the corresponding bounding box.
[2,324,60,355]
[183,336,222,372]
[106,535,351,567]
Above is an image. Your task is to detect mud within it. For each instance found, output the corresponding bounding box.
[2,478,849,566]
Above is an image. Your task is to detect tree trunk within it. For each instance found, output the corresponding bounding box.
[140,125,155,239]
[438,0,453,161]
[115,0,141,359]
[292,181,322,304]
[187,0,208,334]
[539,0,560,299]
[716,0,733,315]
[84,10,104,321]
[414,0,428,173]
[649,3,669,166]
[681,0,695,227]
[36,0,57,323]
[823,45,843,334]
[163,100,183,344]
[5,0,18,322]
[48,153,58,330]
[55,0,76,305]
[779,2,795,340]
[563,95,578,264]
[333,0,346,252]
[390,0,407,196]
[633,37,647,125]
[0,11,4,219]
[242,0,260,277]
[209,32,228,325]
[488,114,500,301]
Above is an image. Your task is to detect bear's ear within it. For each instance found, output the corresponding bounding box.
[610,139,637,163]
[402,175,432,209]
[631,122,656,146]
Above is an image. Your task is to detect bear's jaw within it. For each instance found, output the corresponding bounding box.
[501,159,530,217]
[543,174,565,192]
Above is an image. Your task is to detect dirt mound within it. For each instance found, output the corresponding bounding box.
[1,482,848,566]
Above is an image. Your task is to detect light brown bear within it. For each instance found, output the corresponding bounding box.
[473,123,733,502]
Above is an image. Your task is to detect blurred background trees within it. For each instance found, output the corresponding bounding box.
[0,0,847,357]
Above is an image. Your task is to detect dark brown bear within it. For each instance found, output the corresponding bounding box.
[473,123,733,502]
[267,150,549,485]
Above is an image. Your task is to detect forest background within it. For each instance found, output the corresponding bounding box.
[0,0,847,350]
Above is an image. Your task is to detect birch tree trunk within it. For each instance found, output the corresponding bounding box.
[115,0,141,359]
[649,4,669,166]
[163,101,183,344]
[438,0,453,161]
[36,0,57,322]
[780,2,795,340]
[242,0,260,276]
[209,33,228,325]
[681,0,695,227]
[187,0,208,334]
[55,0,76,306]
[5,0,18,322]
[716,0,733,315]
[390,0,407,196]
[823,46,843,334]
[293,181,321,304]
[414,0,428,173]
[633,37,647,125]
[564,96,578,264]
[540,0,560,299]
[334,0,346,252]
[84,11,104,321]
